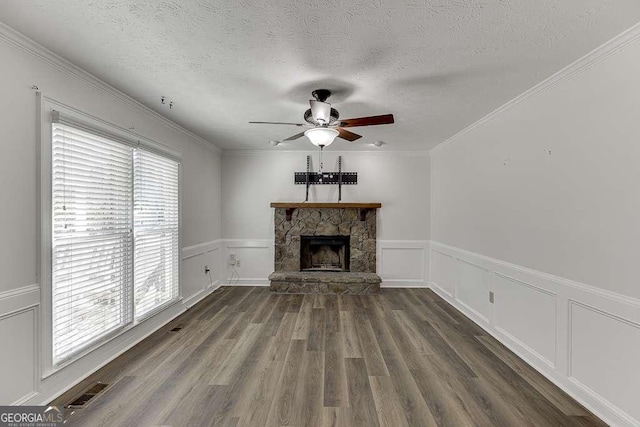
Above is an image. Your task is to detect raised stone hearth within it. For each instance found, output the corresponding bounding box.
[268,271,381,294]
[270,202,382,294]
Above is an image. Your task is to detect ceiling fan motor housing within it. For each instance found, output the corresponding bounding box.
[304,107,340,125]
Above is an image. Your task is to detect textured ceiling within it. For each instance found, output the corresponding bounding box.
[1,1,640,151]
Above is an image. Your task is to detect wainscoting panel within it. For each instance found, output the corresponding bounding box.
[182,240,222,305]
[223,240,272,285]
[182,253,209,300]
[205,247,222,287]
[569,301,640,423]
[377,240,428,287]
[494,273,557,367]
[429,240,640,427]
[0,306,37,404]
[430,250,456,297]
[455,259,491,323]
[0,285,39,405]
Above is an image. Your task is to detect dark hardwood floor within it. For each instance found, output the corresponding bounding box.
[53,287,606,426]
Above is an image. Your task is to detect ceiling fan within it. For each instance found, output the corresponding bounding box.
[249,89,394,147]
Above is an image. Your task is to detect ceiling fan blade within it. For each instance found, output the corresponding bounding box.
[249,121,306,126]
[337,128,362,142]
[339,114,394,128]
[283,131,306,141]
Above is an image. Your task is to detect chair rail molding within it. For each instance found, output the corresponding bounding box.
[0,284,40,317]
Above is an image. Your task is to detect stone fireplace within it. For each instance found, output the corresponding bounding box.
[269,203,382,294]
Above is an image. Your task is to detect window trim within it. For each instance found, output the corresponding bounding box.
[38,94,183,377]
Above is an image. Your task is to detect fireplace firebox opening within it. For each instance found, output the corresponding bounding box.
[300,235,350,272]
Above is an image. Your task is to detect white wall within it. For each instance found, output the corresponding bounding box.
[221,150,430,286]
[431,35,640,301]
[0,25,222,405]
[430,26,640,427]
[222,150,429,240]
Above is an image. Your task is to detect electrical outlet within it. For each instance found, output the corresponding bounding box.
[236,259,241,267]
[204,265,210,274]
[489,291,495,303]
[229,253,236,265]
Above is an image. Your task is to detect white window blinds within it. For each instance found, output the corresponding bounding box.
[51,114,180,365]
[133,150,180,319]
[52,123,134,364]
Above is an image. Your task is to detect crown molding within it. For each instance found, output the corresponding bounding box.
[430,20,640,155]
[0,21,221,154]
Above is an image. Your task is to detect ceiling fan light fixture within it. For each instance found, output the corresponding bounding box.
[304,127,339,147]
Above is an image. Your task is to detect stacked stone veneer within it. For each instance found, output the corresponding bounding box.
[269,271,380,294]
[274,207,377,273]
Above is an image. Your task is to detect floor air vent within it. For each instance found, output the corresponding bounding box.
[67,382,109,408]
[171,326,183,332]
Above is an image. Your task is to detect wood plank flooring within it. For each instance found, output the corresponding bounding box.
[53,287,606,426]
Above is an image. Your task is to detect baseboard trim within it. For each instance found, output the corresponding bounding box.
[224,279,270,286]
[183,283,220,308]
[12,392,39,406]
[381,280,428,288]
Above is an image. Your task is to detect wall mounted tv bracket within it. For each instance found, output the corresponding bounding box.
[294,156,357,202]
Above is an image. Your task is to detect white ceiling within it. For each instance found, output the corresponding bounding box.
[1,1,640,151]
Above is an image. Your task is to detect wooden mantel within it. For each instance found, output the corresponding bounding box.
[270,202,381,221]
[270,202,381,209]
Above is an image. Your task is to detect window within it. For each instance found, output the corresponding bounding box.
[50,112,180,365]
[133,150,180,319]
